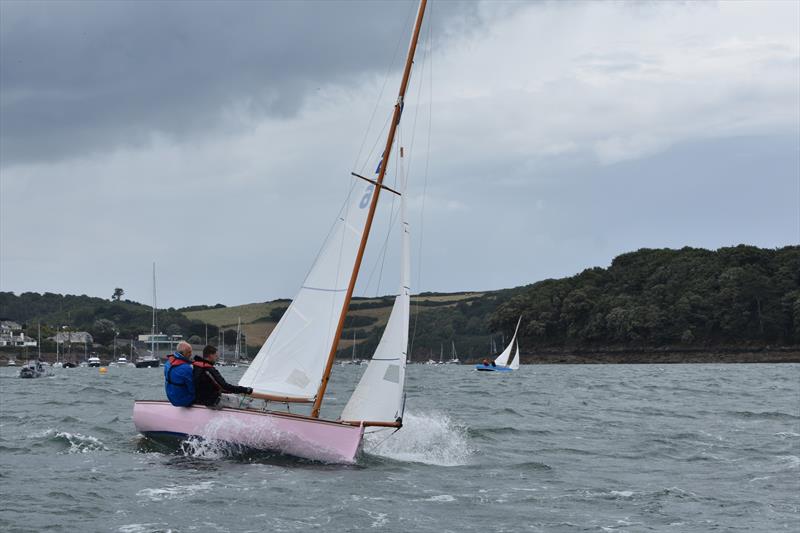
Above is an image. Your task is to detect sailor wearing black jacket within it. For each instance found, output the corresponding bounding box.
[192,345,252,407]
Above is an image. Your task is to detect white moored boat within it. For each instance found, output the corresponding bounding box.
[133,0,427,464]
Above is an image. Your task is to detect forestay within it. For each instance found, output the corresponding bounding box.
[340,178,409,428]
[494,316,522,367]
[239,181,377,399]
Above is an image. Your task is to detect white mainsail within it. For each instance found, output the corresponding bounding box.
[239,181,377,399]
[340,179,409,427]
[494,316,522,367]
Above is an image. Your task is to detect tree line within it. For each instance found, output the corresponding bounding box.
[3,245,796,359]
[490,245,799,350]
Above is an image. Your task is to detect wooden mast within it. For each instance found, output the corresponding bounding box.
[311,0,428,418]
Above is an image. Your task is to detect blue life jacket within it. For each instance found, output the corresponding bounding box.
[164,352,195,406]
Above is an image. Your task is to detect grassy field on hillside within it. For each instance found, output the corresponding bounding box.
[184,301,286,327]
[184,292,485,354]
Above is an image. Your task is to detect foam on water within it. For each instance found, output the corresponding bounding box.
[136,481,215,501]
[179,435,235,460]
[30,428,107,454]
[117,524,175,533]
[363,411,472,466]
[416,494,456,502]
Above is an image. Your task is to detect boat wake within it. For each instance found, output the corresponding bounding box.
[364,411,472,466]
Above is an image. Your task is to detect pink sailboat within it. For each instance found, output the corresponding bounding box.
[133,0,426,464]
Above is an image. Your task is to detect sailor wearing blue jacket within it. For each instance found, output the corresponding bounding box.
[164,341,195,406]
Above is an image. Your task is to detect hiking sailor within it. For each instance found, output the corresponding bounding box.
[193,344,253,408]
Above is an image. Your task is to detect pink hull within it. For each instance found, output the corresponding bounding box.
[133,400,365,464]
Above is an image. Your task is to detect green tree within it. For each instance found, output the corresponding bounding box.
[165,323,182,337]
[91,319,117,344]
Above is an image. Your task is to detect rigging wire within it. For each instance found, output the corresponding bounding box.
[360,0,432,300]
[371,135,402,297]
[352,1,417,174]
[336,0,419,358]
[409,0,434,361]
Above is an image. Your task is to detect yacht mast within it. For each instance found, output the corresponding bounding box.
[151,262,157,359]
[235,317,241,362]
[311,0,428,417]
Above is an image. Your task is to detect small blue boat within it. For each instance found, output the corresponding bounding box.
[474,363,512,372]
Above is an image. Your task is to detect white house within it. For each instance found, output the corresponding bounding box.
[0,331,37,347]
[51,331,93,344]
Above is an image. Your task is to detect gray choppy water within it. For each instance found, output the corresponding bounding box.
[0,364,798,532]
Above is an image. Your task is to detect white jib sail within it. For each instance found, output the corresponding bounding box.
[509,341,520,370]
[494,316,522,367]
[340,179,409,427]
[239,180,377,399]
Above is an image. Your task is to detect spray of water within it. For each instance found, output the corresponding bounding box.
[179,435,238,460]
[363,411,472,466]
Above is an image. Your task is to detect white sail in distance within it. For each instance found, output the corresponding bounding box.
[494,316,522,367]
[340,177,410,428]
[509,341,520,370]
[239,180,377,399]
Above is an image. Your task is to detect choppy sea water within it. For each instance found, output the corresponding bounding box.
[0,363,798,532]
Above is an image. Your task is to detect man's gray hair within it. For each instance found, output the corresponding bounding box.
[176,341,192,355]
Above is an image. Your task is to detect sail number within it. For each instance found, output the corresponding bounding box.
[359,185,375,209]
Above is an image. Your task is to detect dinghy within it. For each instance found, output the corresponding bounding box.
[475,317,522,372]
[133,0,427,464]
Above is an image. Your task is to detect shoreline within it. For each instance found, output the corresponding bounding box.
[474,348,800,365]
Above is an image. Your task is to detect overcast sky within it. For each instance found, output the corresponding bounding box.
[1,0,798,308]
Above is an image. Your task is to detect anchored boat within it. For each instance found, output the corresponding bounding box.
[133,0,428,464]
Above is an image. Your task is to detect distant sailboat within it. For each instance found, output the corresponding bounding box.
[133,0,427,463]
[135,263,161,368]
[447,341,460,364]
[476,317,522,372]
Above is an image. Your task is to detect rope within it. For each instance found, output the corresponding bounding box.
[368,426,403,450]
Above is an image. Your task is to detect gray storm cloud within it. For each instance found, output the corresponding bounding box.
[0,0,797,307]
[0,0,482,166]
